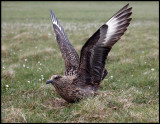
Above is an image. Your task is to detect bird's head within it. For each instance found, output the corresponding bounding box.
[46,74,75,92]
[46,75,65,85]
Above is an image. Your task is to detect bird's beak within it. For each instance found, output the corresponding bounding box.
[46,80,53,84]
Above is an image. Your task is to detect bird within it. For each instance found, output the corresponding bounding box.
[46,3,132,103]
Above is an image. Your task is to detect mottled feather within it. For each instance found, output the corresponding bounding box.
[50,9,79,76]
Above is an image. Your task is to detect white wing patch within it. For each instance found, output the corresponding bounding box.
[103,17,119,45]
[51,14,62,31]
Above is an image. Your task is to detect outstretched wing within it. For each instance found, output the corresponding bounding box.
[78,3,132,84]
[50,9,79,76]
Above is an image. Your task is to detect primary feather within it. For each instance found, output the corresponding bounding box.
[78,3,132,84]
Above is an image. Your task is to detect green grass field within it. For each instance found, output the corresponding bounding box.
[2,1,159,123]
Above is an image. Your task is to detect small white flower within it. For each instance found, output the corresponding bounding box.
[27,81,30,83]
[39,79,41,81]
[27,66,29,68]
[151,68,155,71]
[5,85,9,88]
[3,66,5,69]
[148,86,151,89]
[144,72,148,75]
[23,64,25,68]
[40,63,42,65]
[24,59,27,62]
[131,75,134,77]
[35,46,38,49]
[144,62,147,64]
[42,77,44,80]
[41,75,43,77]
[110,76,113,79]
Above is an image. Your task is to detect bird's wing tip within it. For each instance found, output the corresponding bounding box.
[50,8,53,12]
[50,9,55,17]
[124,3,130,9]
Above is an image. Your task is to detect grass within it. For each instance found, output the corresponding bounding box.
[1,1,159,123]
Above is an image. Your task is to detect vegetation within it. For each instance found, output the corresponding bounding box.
[2,1,159,123]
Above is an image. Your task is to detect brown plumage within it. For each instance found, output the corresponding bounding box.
[46,3,132,103]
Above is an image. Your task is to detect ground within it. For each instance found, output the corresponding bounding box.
[1,1,159,123]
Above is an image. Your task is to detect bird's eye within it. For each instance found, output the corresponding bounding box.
[54,76,62,80]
